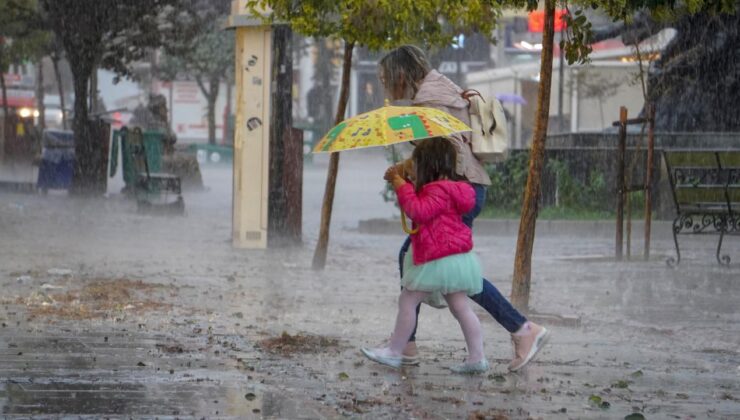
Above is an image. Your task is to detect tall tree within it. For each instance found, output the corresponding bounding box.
[590,1,740,131]
[248,0,519,269]
[0,0,47,119]
[39,0,182,195]
[0,0,48,162]
[511,0,558,310]
[510,0,737,310]
[158,0,233,145]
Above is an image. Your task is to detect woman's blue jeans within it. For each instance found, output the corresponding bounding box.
[399,183,527,340]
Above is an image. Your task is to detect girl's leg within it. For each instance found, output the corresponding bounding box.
[398,236,422,344]
[444,292,484,363]
[382,289,429,356]
[362,290,428,369]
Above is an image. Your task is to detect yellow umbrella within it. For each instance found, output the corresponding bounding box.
[313,105,471,234]
[313,105,471,153]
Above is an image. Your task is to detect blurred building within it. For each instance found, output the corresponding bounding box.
[467,26,674,148]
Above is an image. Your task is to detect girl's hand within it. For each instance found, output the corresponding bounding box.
[384,165,401,182]
[385,165,407,190]
[402,159,415,182]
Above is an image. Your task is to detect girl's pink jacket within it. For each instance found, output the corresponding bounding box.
[396,180,476,265]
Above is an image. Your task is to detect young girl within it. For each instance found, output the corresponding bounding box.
[361,137,488,373]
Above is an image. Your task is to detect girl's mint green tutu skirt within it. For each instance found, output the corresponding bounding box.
[402,248,482,308]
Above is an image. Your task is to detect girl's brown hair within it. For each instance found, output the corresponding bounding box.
[411,137,460,190]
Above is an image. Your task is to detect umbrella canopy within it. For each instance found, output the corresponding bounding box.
[313,105,471,153]
[495,93,527,105]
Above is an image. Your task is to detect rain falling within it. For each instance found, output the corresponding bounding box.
[0,0,738,418]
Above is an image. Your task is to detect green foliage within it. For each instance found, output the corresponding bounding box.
[40,0,184,80]
[486,152,530,213]
[0,0,50,72]
[483,154,614,218]
[547,158,611,212]
[159,16,234,88]
[561,7,593,65]
[246,0,529,51]
[561,0,738,65]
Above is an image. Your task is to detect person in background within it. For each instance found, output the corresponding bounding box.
[130,94,177,155]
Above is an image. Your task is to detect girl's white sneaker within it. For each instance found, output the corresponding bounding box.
[361,347,402,369]
[449,359,489,374]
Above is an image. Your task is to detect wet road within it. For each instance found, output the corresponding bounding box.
[1,150,739,418]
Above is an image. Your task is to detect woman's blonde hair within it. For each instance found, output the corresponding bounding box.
[378,45,431,101]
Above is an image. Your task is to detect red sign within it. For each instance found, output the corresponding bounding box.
[2,73,22,83]
[528,9,567,33]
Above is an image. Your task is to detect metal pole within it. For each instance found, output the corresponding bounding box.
[644,103,655,260]
[616,106,627,261]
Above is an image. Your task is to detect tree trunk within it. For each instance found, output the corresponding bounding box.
[36,59,46,134]
[168,82,174,131]
[268,25,300,246]
[51,56,67,129]
[224,80,232,144]
[312,40,355,270]
[70,67,98,195]
[511,0,556,311]
[0,71,8,121]
[0,71,7,161]
[196,76,219,145]
[208,78,219,145]
[89,65,98,114]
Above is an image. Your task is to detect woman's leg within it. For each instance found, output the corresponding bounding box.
[470,279,527,333]
[444,292,484,363]
[398,236,411,277]
[467,183,548,370]
[466,183,528,333]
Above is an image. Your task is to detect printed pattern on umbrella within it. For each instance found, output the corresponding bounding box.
[313,106,471,153]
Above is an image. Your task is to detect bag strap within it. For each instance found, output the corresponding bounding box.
[462,89,498,133]
[461,89,485,106]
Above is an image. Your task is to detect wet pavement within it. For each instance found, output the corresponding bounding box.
[1,150,739,419]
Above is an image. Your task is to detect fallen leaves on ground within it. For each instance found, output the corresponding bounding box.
[468,409,510,420]
[257,331,341,357]
[431,395,465,405]
[19,278,174,320]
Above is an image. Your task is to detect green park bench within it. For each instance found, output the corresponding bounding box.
[663,150,740,265]
[123,127,184,215]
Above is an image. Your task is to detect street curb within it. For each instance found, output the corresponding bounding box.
[358,218,675,239]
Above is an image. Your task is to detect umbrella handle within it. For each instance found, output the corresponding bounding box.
[401,212,418,235]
